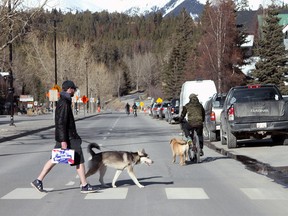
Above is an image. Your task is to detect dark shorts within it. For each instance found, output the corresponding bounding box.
[54,138,84,166]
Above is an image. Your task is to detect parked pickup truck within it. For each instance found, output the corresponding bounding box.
[220,84,288,149]
[203,93,227,142]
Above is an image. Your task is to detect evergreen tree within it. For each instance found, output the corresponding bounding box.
[162,9,195,99]
[252,6,288,93]
[236,0,250,11]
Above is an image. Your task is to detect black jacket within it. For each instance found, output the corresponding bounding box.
[55,91,80,142]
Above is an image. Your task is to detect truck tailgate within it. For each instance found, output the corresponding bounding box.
[233,101,287,122]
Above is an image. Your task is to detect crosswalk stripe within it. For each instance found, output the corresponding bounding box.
[1,188,52,200]
[2,187,288,200]
[240,188,288,200]
[84,188,128,199]
[66,181,75,186]
[165,188,209,199]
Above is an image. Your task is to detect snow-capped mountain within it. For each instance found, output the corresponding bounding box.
[123,0,203,17]
[38,0,280,16]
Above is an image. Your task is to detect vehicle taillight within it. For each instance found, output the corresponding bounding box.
[160,108,164,111]
[248,84,261,89]
[228,106,234,121]
[210,111,216,121]
[171,108,174,113]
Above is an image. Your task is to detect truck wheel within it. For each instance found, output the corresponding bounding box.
[227,127,237,149]
[220,127,227,145]
[283,138,288,145]
[271,135,288,145]
[209,130,217,142]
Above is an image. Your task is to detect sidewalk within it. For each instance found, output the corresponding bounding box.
[0,112,98,142]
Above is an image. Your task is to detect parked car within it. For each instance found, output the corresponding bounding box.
[151,103,161,119]
[158,101,171,120]
[220,84,288,149]
[166,98,180,124]
[148,103,155,116]
[203,93,227,142]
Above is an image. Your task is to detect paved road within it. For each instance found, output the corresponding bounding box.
[1,111,288,186]
[1,112,288,216]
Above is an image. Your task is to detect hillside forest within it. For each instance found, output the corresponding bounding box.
[1,0,288,106]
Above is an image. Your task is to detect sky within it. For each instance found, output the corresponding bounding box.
[24,0,287,12]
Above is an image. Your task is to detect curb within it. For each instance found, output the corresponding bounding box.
[205,141,288,187]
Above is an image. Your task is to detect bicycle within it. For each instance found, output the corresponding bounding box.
[133,109,137,117]
[187,129,201,163]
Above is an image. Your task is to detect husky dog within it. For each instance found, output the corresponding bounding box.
[170,138,190,165]
[85,143,153,188]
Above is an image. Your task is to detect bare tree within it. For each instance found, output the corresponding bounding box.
[0,0,48,51]
[89,62,113,107]
[140,52,159,96]
[198,0,245,93]
[123,52,159,93]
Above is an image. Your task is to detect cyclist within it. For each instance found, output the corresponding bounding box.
[125,103,130,115]
[179,93,205,156]
[132,102,137,117]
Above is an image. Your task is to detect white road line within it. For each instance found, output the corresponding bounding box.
[165,188,209,199]
[3,187,287,200]
[84,188,128,200]
[66,181,75,186]
[112,117,120,129]
[1,188,52,200]
[241,188,288,200]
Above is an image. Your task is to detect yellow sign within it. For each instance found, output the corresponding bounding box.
[140,102,144,107]
[156,98,163,103]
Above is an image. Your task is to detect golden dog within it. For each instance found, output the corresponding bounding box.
[170,138,189,166]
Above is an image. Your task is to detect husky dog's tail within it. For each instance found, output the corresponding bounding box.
[87,143,101,156]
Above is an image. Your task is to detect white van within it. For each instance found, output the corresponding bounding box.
[179,80,217,115]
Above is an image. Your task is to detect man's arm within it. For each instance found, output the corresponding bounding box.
[179,106,187,122]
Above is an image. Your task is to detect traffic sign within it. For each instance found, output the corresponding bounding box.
[156,98,163,103]
[81,95,89,104]
[49,89,58,102]
[52,84,61,92]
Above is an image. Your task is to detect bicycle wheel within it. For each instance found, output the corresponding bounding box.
[193,130,201,163]
[188,144,196,162]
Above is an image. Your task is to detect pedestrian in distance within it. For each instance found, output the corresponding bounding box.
[125,102,130,115]
[31,80,98,194]
[132,102,137,117]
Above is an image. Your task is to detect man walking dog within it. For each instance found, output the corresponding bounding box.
[31,80,98,194]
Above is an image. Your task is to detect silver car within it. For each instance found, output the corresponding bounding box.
[203,93,226,142]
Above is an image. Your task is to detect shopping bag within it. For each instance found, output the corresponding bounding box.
[51,149,75,164]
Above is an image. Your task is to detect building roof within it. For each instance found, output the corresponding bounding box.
[236,10,258,34]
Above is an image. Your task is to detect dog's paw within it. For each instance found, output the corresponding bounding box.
[112,185,117,188]
[138,184,145,188]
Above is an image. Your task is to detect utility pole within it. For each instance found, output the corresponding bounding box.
[8,0,15,126]
[86,60,89,113]
[53,9,58,85]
